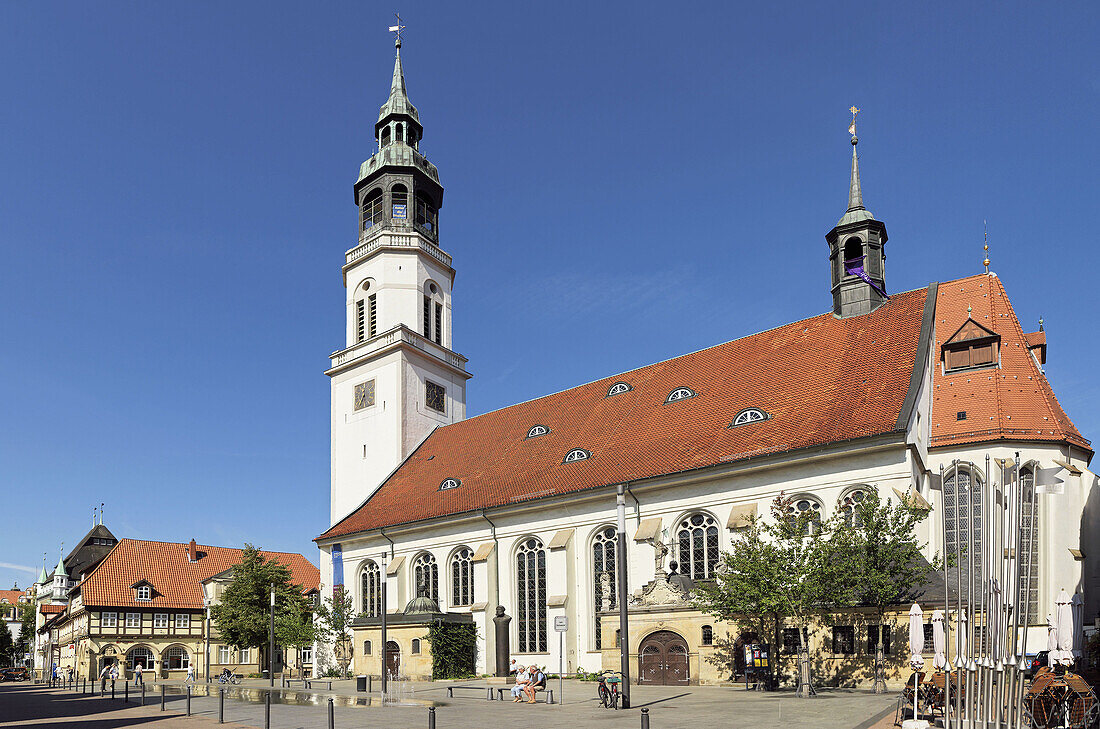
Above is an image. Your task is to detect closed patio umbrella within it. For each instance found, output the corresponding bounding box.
[909,603,925,720]
[1056,589,1074,665]
[932,610,947,669]
[1072,593,1084,660]
[1047,613,1058,667]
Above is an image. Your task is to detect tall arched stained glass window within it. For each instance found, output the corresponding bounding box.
[591,527,617,649]
[944,466,982,588]
[786,496,823,536]
[360,561,382,617]
[677,513,719,580]
[839,488,869,528]
[516,538,547,653]
[450,547,473,607]
[1019,468,1040,620]
[413,553,438,603]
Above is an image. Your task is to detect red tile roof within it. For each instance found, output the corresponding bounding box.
[930,274,1089,451]
[41,604,64,615]
[78,539,319,610]
[320,286,933,541]
[0,589,24,604]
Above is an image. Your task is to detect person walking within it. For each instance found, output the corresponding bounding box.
[134,662,144,687]
[99,663,110,692]
[185,663,195,684]
[109,663,118,692]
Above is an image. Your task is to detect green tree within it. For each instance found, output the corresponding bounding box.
[825,486,936,690]
[209,545,311,673]
[276,596,316,677]
[0,619,13,667]
[13,602,35,664]
[313,587,357,677]
[693,494,843,685]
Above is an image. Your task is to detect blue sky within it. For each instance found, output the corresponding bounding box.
[1,2,1097,589]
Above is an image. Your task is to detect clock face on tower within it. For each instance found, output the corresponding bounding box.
[354,380,376,411]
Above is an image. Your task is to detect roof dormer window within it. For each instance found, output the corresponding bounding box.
[942,317,1000,374]
[731,408,769,427]
[439,478,461,491]
[665,387,696,403]
[526,425,550,439]
[132,580,154,601]
[563,448,591,464]
[606,382,632,397]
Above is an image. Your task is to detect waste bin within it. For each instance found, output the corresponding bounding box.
[356,675,367,692]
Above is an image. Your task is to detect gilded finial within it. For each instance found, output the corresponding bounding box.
[1039,316,1044,332]
[983,220,990,274]
[848,106,860,144]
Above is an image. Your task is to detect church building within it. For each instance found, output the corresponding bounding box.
[315,37,1097,686]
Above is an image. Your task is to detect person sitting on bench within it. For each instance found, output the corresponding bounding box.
[524,665,546,704]
[510,666,530,702]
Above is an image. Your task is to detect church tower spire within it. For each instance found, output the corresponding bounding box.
[326,28,470,526]
[826,110,889,318]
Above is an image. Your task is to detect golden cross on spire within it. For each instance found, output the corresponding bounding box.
[848,106,860,137]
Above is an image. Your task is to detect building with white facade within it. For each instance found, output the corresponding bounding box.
[315,39,1097,686]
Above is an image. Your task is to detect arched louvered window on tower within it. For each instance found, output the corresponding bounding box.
[516,538,547,653]
[591,527,617,649]
[676,513,719,580]
[944,466,983,589]
[450,547,473,607]
[361,189,383,233]
[360,561,382,617]
[413,553,438,603]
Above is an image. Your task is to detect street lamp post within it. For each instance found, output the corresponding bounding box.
[269,584,275,687]
[204,598,211,683]
[380,552,388,698]
[615,484,631,709]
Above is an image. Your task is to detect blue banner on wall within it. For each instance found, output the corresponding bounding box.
[332,543,344,588]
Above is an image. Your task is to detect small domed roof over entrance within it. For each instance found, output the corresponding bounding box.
[403,595,440,614]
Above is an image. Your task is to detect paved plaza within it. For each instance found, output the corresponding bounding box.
[0,679,903,729]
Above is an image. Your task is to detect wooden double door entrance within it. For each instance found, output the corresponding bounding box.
[638,631,689,685]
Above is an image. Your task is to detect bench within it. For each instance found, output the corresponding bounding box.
[303,679,333,690]
[494,686,554,704]
[446,686,494,700]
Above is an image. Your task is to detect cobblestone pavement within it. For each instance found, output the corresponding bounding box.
[1,680,902,729]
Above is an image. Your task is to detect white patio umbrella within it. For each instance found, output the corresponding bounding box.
[909,603,925,721]
[932,610,947,669]
[1056,589,1075,665]
[1047,613,1058,667]
[1072,592,1085,659]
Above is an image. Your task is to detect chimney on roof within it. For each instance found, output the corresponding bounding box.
[188,539,198,563]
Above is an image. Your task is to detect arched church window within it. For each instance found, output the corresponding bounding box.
[516,538,547,653]
[591,527,617,649]
[1019,467,1039,619]
[665,387,696,403]
[944,466,983,588]
[786,496,823,536]
[732,408,768,427]
[677,513,719,580]
[702,625,714,646]
[361,189,383,233]
[395,123,404,143]
[413,553,438,603]
[526,425,549,439]
[415,193,438,236]
[839,488,869,528]
[607,382,632,397]
[450,547,473,606]
[380,126,391,147]
[390,184,408,220]
[360,561,382,617]
[844,237,864,263]
[563,448,590,464]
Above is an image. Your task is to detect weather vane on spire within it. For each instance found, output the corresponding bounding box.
[983,220,991,274]
[848,106,860,139]
[389,13,405,48]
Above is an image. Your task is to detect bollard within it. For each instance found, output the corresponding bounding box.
[186,685,191,716]
[328,697,334,729]
[161,683,166,711]
[265,692,271,729]
[112,682,115,701]
[141,683,145,706]
[367,674,372,693]
[428,706,436,729]
[447,687,453,698]
[641,707,650,729]
[219,688,225,723]
[125,681,129,703]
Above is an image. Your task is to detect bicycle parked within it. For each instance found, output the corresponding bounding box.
[596,670,622,710]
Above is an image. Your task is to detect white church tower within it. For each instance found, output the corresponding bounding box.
[326,33,470,532]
